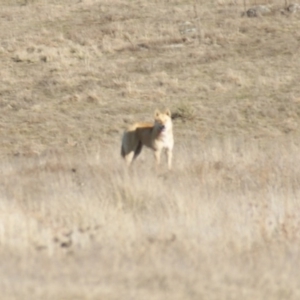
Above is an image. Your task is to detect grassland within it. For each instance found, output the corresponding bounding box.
[1,0,300,299]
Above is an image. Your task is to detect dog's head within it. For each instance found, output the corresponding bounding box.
[154,109,172,133]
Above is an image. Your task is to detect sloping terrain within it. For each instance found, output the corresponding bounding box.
[1,0,300,156]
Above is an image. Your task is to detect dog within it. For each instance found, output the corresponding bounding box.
[121,109,174,170]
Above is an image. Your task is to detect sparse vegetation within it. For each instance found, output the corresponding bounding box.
[1,0,300,299]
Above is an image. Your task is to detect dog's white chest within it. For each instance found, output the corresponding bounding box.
[158,131,173,149]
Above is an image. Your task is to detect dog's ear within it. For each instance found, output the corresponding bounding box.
[165,108,171,117]
[154,109,160,118]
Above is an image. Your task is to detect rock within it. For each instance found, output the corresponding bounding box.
[287,3,300,13]
[243,5,271,18]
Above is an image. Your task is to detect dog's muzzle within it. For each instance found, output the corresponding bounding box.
[159,125,165,132]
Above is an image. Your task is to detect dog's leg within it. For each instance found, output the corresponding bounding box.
[154,149,161,170]
[166,148,172,170]
[124,151,135,166]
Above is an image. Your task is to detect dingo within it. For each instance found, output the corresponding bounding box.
[121,109,174,170]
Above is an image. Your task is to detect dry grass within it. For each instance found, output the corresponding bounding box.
[1,0,300,299]
[2,138,300,299]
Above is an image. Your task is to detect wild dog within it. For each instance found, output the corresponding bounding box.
[121,109,174,170]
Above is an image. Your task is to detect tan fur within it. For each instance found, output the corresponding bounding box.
[121,109,174,170]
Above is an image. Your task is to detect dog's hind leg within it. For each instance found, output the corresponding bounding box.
[124,151,135,166]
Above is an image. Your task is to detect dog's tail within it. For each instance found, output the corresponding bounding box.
[121,143,125,158]
[121,133,126,158]
[121,141,142,158]
[121,131,142,161]
[133,141,142,160]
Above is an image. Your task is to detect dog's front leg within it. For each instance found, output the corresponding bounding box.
[166,148,172,170]
[154,149,161,170]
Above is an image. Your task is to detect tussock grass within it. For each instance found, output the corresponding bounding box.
[1,137,300,299]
